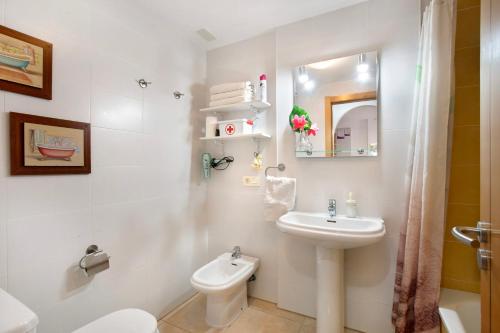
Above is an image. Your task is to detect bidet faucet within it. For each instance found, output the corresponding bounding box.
[328,199,336,218]
[231,246,241,259]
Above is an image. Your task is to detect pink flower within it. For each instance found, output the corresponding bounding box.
[307,123,319,136]
[292,115,307,130]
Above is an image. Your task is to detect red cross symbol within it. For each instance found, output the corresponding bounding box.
[225,124,235,135]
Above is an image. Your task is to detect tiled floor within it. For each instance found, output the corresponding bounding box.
[158,293,361,333]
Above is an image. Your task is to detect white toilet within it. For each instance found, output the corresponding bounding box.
[0,288,158,333]
[72,309,158,333]
[191,251,259,328]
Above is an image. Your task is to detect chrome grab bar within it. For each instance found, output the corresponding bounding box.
[451,226,481,248]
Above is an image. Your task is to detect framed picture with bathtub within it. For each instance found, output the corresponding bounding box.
[9,112,91,175]
[0,25,52,100]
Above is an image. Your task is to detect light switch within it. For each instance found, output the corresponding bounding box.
[242,176,260,187]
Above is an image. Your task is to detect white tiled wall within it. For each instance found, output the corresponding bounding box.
[0,0,419,331]
[205,32,279,302]
[275,1,418,332]
[0,1,208,332]
[206,0,419,332]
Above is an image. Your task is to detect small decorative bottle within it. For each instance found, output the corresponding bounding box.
[346,192,358,218]
[259,74,267,103]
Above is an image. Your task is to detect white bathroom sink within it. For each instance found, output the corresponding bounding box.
[276,211,385,333]
[277,211,385,249]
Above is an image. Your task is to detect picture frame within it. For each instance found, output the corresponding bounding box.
[0,25,53,100]
[10,112,91,175]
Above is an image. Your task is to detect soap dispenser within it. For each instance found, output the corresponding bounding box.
[346,192,358,218]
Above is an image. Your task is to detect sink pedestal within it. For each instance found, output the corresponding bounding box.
[316,246,344,333]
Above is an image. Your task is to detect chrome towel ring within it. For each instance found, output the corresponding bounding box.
[265,163,286,177]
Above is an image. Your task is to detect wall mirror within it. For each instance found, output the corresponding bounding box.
[293,51,379,158]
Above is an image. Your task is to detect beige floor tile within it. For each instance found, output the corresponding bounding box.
[161,294,200,323]
[249,297,306,324]
[300,325,362,333]
[299,324,315,333]
[164,294,221,333]
[163,293,364,333]
[224,307,301,333]
[274,308,307,324]
[158,322,189,333]
[303,317,316,326]
[300,317,316,333]
[224,308,269,333]
[262,314,302,333]
[299,317,362,333]
[249,297,277,313]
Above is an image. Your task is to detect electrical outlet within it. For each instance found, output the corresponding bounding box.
[242,176,260,187]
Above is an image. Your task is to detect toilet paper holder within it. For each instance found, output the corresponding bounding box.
[79,245,110,277]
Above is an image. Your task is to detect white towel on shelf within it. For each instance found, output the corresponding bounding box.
[210,81,252,95]
[209,95,252,107]
[211,88,253,101]
[264,176,296,222]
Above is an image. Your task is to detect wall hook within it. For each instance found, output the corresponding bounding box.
[173,91,185,99]
[137,79,152,88]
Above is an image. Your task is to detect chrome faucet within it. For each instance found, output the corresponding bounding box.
[328,199,336,218]
[231,246,241,259]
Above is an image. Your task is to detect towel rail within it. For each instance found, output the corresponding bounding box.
[265,163,286,177]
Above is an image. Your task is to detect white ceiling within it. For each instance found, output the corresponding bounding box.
[134,0,367,49]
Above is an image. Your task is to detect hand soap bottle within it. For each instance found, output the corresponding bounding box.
[346,192,358,218]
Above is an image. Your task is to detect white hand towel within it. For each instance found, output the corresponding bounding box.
[209,95,252,107]
[264,176,296,222]
[211,88,253,101]
[210,81,252,95]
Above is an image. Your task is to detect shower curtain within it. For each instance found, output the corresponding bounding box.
[392,1,455,332]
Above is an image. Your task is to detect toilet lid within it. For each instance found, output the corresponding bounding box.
[72,309,157,333]
[0,288,39,333]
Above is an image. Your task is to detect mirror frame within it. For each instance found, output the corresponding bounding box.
[324,91,377,157]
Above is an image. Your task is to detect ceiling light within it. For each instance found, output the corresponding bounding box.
[304,80,315,91]
[357,72,370,82]
[357,53,369,73]
[298,66,309,84]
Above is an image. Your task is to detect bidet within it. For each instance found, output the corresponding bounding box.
[191,252,259,328]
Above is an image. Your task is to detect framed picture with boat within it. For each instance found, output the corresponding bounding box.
[0,25,52,100]
[10,112,91,175]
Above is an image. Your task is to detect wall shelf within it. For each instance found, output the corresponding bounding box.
[200,133,271,141]
[200,101,271,113]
